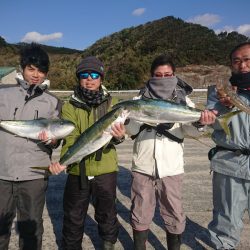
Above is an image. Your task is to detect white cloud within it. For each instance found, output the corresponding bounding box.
[21,31,63,43]
[132,8,146,16]
[215,24,250,37]
[186,13,221,27]
[215,25,234,34]
[187,13,250,37]
[237,24,250,37]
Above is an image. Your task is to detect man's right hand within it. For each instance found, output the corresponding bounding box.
[199,110,218,125]
[49,162,66,175]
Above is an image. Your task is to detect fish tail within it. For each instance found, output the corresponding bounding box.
[216,80,224,91]
[217,110,242,137]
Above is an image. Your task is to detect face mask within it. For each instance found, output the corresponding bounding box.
[143,76,178,100]
[229,72,250,89]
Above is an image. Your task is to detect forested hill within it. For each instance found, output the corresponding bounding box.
[0,16,248,90]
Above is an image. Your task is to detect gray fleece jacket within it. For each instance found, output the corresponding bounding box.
[207,85,250,180]
[0,79,61,181]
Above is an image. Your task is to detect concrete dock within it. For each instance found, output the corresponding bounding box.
[9,138,250,249]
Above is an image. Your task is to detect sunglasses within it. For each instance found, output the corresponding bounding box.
[154,73,173,78]
[79,72,100,80]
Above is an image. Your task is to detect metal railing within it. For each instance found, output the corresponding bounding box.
[50,89,208,104]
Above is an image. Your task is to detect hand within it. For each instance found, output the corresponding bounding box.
[49,162,66,175]
[38,130,49,141]
[111,122,126,140]
[199,110,218,125]
[216,85,237,108]
[38,130,57,145]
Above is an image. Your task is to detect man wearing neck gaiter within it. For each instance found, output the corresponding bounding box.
[199,42,250,249]
[126,54,214,250]
[49,56,126,250]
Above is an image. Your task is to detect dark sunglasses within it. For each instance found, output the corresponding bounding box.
[79,72,100,80]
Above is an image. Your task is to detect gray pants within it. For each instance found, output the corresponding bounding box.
[0,178,48,250]
[208,172,250,249]
[130,172,185,234]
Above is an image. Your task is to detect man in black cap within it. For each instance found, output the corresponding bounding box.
[76,56,105,77]
[49,56,125,250]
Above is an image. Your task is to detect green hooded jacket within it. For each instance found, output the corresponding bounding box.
[61,90,118,176]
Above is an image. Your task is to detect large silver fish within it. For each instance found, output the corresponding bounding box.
[0,118,75,140]
[113,98,201,124]
[216,80,250,115]
[113,98,241,136]
[32,107,129,171]
[58,107,129,166]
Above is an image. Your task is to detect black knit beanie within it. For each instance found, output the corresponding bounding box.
[76,56,104,78]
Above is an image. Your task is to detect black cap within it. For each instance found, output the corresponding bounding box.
[76,56,104,78]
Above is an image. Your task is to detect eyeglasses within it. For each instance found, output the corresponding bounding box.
[79,72,100,79]
[232,57,250,66]
[154,73,173,78]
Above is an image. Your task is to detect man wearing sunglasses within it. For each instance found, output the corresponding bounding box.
[49,56,125,250]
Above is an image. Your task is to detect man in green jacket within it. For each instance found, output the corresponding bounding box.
[50,56,125,250]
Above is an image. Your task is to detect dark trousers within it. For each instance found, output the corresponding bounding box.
[62,173,119,250]
[0,179,48,250]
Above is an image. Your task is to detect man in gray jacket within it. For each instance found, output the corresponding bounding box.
[0,43,61,250]
[200,42,250,249]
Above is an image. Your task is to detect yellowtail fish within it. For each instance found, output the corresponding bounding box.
[32,99,240,172]
[32,107,129,171]
[216,80,250,115]
[0,118,75,140]
[113,98,240,136]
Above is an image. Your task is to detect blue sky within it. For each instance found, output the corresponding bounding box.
[1,0,250,50]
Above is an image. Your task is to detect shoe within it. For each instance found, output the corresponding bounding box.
[166,231,181,250]
[102,240,115,250]
[133,229,149,250]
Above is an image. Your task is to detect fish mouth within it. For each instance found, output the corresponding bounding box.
[122,109,130,116]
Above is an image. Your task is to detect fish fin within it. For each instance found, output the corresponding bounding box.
[144,122,157,126]
[186,135,213,148]
[36,138,52,145]
[30,166,52,175]
[217,110,242,138]
[102,140,112,149]
[31,166,50,171]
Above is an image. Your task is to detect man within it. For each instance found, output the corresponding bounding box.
[49,56,125,250]
[0,43,61,250]
[125,54,215,250]
[200,42,250,249]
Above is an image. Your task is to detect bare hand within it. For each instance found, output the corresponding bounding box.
[38,130,57,145]
[199,110,218,125]
[49,162,66,175]
[111,122,126,140]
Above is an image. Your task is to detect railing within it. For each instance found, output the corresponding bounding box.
[50,89,208,104]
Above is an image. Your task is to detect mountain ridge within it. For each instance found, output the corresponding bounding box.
[0,16,248,89]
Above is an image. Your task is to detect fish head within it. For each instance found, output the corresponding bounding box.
[49,120,75,139]
[114,108,130,124]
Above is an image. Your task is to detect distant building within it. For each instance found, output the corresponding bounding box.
[0,67,17,84]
